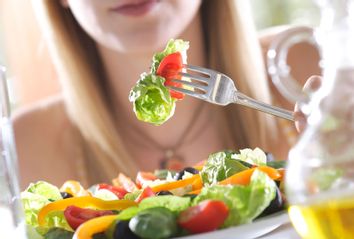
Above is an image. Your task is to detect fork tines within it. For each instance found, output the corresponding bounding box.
[168,65,213,98]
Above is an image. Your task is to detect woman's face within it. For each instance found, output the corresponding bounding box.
[64,0,202,53]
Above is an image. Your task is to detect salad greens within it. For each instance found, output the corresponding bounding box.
[129,73,176,126]
[232,147,267,166]
[129,39,189,125]
[139,195,191,213]
[21,181,72,235]
[43,228,73,239]
[200,150,249,185]
[22,148,285,239]
[129,207,177,239]
[194,170,277,227]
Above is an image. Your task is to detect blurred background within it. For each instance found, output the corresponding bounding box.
[0,0,320,109]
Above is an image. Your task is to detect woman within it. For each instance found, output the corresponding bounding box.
[4,0,318,187]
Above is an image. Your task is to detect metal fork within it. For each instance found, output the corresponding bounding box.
[168,64,294,121]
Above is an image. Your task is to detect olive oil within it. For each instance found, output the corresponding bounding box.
[288,197,354,239]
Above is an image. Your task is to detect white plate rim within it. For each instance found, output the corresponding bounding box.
[174,211,290,239]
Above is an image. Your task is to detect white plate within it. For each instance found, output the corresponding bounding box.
[174,211,290,239]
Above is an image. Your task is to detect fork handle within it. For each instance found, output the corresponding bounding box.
[234,92,294,121]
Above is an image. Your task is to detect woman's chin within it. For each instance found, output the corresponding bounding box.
[106,35,174,54]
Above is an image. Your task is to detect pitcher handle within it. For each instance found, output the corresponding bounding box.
[267,26,318,104]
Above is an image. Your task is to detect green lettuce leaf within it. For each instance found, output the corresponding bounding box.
[25,181,62,202]
[232,148,267,166]
[201,151,249,185]
[21,181,62,228]
[151,39,189,74]
[21,181,71,235]
[124,190,142,201]
[139,195,191,213]
[194,170,277,227]
[44,228,74,239]
[116,206,141,221]
[129,73,176,125]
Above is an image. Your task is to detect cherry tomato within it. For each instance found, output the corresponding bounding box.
[178,200,229,234]
[156,52,184,100]
[64,205,114,230]
[97,183,128,199]
[135,186,156,203]
[136,172,158,188]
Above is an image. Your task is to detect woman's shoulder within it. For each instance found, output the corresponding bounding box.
[12,94,71,135]
[12,94,82,187]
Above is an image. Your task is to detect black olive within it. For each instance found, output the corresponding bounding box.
[257,187,285,218]
[60,192,73,199]
[156,190,173,196]
[114,220,140,239]
[174,167,199,180]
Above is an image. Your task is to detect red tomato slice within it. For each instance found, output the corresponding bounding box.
[97,183,128,199]
[135,186,156,203]
[156,52,185,100]
[178,200,229,234]
[136,172,158,189]
[64,205,114,230]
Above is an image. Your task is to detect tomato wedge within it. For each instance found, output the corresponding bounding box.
[156,52,184,100]
[64,205,114,230]
[135,186,155,203]
[97,183,128,199]
[178,200,229,233]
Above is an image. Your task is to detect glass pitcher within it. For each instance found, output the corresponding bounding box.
[0,66,27,238]
[267,0,354,238]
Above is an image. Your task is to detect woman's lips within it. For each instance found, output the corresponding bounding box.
[109,0,158,17]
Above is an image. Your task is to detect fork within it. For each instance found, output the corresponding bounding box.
[168,64,294,121]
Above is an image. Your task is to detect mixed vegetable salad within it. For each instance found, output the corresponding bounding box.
[22,148,286,239]
[129,39,189,125]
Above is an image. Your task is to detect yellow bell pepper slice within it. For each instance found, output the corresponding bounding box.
[38,196,137,226]
[73,215,117,239]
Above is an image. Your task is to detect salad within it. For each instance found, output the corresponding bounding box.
[21,148,286,239]
[129,39,189,125]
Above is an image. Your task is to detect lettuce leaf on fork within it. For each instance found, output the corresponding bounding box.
[129,73,176,126]
[129,39,189,125]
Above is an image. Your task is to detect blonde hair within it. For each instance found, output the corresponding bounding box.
[5,0,278,183]
[201,1,276,149]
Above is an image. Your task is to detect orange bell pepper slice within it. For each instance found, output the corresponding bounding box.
[277,168,285,181]
[151,174,201,193]
[60,180,90,197]
[38,196,137,226]
[219,166,281,186]
[73,215,117,239]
